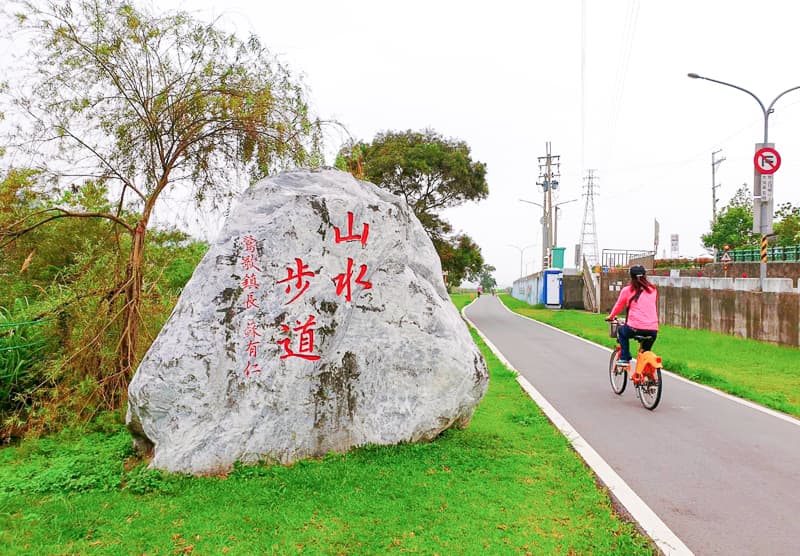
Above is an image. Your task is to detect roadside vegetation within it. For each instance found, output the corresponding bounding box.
[0,294,653,555]
[499,294,800,418]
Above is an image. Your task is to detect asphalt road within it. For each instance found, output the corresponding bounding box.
[465,295,800,556]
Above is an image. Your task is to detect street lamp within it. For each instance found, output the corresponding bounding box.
[507,243,536,278]
[552,198,578,249]
[688,72,800,288]
[519,198,547,269]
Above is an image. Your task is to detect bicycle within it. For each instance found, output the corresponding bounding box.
[607,317,663,410]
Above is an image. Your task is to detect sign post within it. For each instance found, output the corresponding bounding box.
[753,144,780,268]
[753,144,779,238]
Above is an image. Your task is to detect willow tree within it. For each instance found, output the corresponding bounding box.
[1,0,321,395]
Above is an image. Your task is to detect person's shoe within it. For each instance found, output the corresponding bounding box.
[616,359,630,367]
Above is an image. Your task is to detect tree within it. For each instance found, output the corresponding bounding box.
[357,129,488,240]
[1,0,321,396]
[435,234,485,289]
[773,202,800,246]
[337,130,489,287]
[478,265,497,292]
[701,185,757,251]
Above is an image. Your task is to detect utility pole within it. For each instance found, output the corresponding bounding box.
[537,142,560,269]
[711,149,725,223]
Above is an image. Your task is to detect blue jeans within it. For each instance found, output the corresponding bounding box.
[617,324,657,361]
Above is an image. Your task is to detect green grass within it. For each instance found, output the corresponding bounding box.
[0,294,653,555]
[498,294,800,418]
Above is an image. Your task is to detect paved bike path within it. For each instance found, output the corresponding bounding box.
[465,295,800,556]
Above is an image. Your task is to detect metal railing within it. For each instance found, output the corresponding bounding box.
[601,249,655,269]
[716,245,800,262]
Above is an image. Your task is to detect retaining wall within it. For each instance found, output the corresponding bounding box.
[513,270,800,347]
[645,276,800,347]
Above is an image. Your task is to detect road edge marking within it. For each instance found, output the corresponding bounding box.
[493,298,800,428]
[462,301,694,556]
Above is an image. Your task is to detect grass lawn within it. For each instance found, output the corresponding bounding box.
[497,294,800,418]
[0,294,653,555]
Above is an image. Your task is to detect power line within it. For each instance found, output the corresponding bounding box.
[607,0,640,166]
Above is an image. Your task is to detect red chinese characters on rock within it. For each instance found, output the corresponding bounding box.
[243,360,262,377]
[232,213,375,375]
[241,272,260,290]
[334,211,369,246]
[276,257,315,305]
[239,235,263,376]
[278,315,321,361]
[242,234,258,253]
[332,212,372,302]
[244,320,262,339]
[332,257,372,302]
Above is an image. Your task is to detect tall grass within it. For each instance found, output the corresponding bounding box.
[0,300,54,416]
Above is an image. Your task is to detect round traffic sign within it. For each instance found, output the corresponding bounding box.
[754,147,781,175]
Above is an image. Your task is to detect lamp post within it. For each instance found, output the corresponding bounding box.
[552,198,578,249]
[507,243,536,278]
[688,72,800,288]
[519,198,547,269]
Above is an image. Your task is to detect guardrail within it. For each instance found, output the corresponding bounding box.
[716,245,800,262]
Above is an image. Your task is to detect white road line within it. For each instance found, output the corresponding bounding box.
[495,298,800,428]
[462,300,693,556]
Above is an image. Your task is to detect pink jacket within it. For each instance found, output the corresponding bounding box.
[609,284,659,330]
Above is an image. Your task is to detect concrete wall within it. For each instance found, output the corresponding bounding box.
[648,275,800,346]
[701,262,800,283]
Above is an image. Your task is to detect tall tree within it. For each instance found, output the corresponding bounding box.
[1,0,321,394]
[337,130,489,286]
[701,184,757,251]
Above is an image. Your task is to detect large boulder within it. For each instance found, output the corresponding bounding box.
[127,168,488,474]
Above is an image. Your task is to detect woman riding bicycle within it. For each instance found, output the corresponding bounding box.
[605,265,659,366]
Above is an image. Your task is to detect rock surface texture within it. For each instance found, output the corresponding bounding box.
[127,168,488,474]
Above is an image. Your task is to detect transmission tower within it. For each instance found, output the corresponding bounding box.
[579,169,599,267]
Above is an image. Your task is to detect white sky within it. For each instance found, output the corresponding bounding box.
[13,0,800,287]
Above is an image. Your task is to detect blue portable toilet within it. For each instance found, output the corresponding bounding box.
[541,269,563,308]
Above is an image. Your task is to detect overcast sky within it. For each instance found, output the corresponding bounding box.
[14,0,800,287]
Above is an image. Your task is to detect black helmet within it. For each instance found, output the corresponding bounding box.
[630,265,646,277]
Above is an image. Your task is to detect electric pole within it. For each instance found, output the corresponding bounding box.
[711,149,725,223]
[536,142,560,269]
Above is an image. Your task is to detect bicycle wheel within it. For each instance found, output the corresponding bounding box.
[638,368,662,410]
[608,347,627,394]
